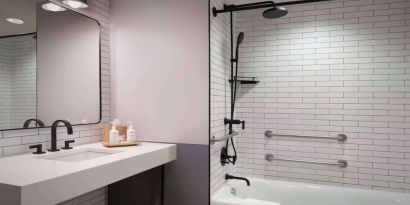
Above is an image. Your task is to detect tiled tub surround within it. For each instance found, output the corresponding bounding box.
[229,0,410,193]
[0,0,111,204]
[210,0,238,195]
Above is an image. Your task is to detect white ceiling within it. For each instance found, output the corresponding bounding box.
[0,0,36,36]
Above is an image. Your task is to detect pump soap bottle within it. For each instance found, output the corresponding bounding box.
[109,124,119,143]
[127,122,136,142]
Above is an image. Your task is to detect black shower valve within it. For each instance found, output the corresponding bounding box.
[220,147,237,166]
[220,147,229,165]
[224,118,246,130]
[229,154,237,164]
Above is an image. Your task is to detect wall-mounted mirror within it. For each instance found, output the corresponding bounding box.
[0,0,100,131]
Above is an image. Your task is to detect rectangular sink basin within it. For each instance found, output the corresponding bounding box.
[38,148,121,162]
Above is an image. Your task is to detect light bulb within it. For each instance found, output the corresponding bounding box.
[66,1,81,8]
[42,3,66,12]
[6,18,24,24]
[62,0,88,9]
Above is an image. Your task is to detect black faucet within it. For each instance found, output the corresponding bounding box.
[225,174,250,186]
[23,119,45,128]
[49,120,73,152]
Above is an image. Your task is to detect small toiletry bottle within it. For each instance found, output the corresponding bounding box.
[126,122,136,142]
[109,124,119,143]
[112,119,120,127]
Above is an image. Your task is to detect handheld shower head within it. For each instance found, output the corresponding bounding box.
[237,32,245,45]
[263,6,288,19]
[235,32,245,60]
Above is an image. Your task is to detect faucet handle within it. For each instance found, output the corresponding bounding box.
[61,140,75,150]
[29,144,46,154]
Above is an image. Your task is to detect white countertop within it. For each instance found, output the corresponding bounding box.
[0,142,177,205]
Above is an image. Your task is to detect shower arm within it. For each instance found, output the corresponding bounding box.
[212,0,331,17]
[213,2,273,17]
[225,1,274,9]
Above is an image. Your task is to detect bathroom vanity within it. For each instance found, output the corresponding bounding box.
[0,142,176,205]
[0,0,207,204]
[0,1,181,204]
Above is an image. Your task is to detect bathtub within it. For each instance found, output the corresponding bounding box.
[212,177,410,205]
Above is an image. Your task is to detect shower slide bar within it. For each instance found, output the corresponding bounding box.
[210,132,239,144]
[265,154,348,168]
[265,130,347,142]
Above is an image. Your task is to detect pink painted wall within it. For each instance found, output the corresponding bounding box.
[110,0,209,145]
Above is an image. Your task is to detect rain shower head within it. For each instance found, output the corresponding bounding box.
[263,6,288,19]
[237,32,244,45]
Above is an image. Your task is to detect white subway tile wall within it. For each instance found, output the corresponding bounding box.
[0,0,110,204]
[210,0,243,196]
[10,36,37,129]
[231,0,410,193]
[0,38,12,130]
[210,0,238,195]
[0,35,36,130]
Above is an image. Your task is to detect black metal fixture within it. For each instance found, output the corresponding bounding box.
[229,33,259,85]
[220,147,232,165]
[263,6,288,19]
[212,0,331,18]
[229,77,260,84]
[29,144,46,154]
[220,30,245,166]
[61,140,75,150]
[220,31,250,165]
[49,120,73,152]
[225,118,245,130]
[225,174,250,186]
[62,0,88,9]
[23,119,45,128]
[219,11,247,166]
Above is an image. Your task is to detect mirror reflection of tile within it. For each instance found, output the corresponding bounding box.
[0,35,36,130]
[0,0,101,130]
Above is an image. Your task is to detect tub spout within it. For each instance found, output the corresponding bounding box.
[225,174,250,186]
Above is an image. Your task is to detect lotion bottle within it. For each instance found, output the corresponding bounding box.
[126,122,136,142]
[109,124,119,143]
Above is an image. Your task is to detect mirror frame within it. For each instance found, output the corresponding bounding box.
[0,32,37,39]
[1,0,102,131]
